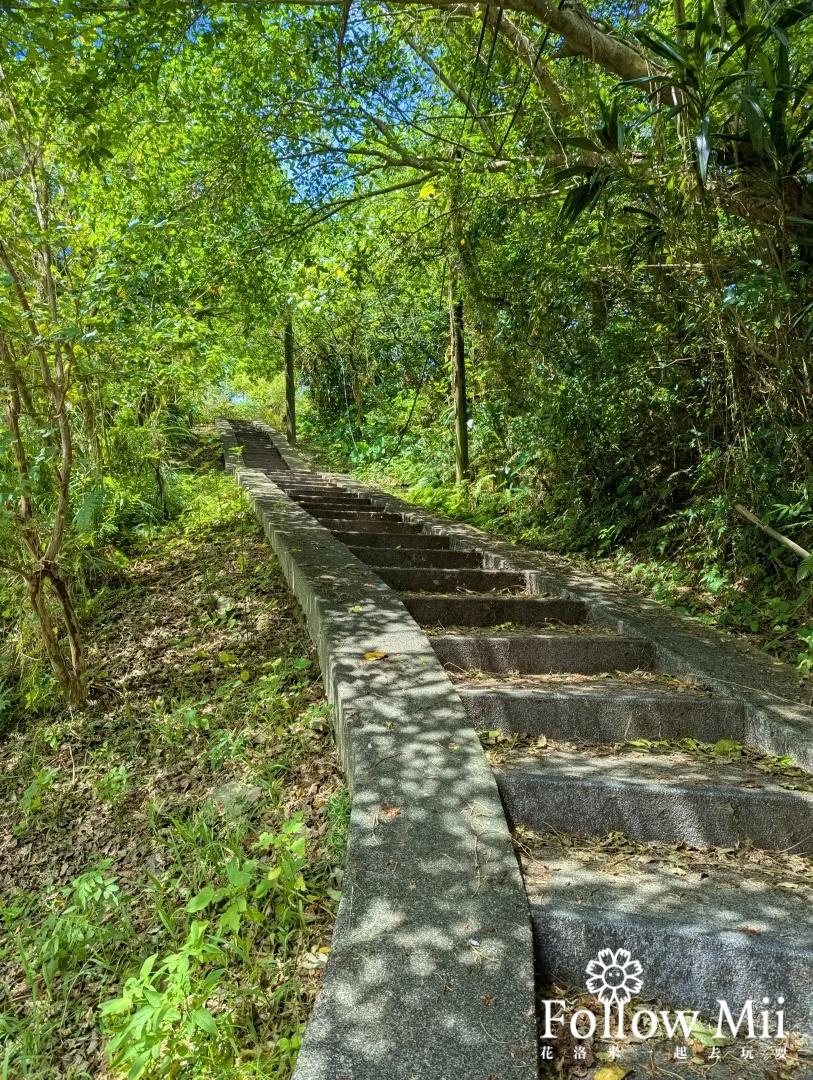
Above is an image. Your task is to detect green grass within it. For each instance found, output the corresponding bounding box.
[0,470,346,1079]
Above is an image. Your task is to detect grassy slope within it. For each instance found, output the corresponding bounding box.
[0,471,346,1079]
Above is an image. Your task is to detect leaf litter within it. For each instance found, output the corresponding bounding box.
[479,728,813,790]
[523,826,812,1076]
[0,473,346,1078]
[451,667,717,693]
[422,620,619,637]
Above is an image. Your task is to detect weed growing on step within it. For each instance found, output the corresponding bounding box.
[0,471,345,1079]
[481,728,813,786]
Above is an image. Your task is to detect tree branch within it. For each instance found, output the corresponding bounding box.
[8,0,657,82]
[488,10,569,116]
[735,504,812,561]
[402,30,503,154]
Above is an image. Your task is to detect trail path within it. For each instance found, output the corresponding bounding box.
[221,418,813,1080]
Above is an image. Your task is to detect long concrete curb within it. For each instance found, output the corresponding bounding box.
[217,420,537,1080]
[319,471,813,770]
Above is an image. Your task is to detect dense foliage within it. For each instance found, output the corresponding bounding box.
[1,0,812,713]
[1,2,812,1076]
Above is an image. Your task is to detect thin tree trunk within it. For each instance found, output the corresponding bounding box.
[449,281,469,482]
[674,0,686,38]
[28,575,83,707]
[0,95,88,707]
[45,569,86,694]
[155,464,167,518]
[77,372,104,473]
[285,319,296,446]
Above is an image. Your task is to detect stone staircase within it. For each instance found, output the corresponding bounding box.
[225,420,813,1076]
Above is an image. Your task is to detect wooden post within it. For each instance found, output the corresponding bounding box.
[285,319,296,446]
[449,281,469,482]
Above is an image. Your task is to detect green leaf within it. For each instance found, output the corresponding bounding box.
[187,886,217,913]
[74,485,108,534]
[689,1017,732,1046]
[713,739,742,756]
[635,26,688,66]
[190,1007,219,1036]
[127,1050,155,1080]
[796,556,813,582]
[219,901,243,934]
[100,995,134,1017]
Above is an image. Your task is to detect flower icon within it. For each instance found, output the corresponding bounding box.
[586,948,643,1005]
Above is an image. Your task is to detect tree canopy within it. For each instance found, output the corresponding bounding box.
[2,0,813,703]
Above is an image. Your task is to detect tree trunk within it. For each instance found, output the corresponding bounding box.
[0,95,88,710]
[46,568,86,694]
[449,281,469,482]
[285,319,296,446]
[674,0,686,38]
[28,574,85,708]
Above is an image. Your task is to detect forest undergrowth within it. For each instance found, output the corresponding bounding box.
[0,460,346,1080]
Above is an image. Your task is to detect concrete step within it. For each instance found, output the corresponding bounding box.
[374,567,529,594]
[523,836,813,1029]
[277,485,345,496]
[351,547,484,569]
[282,486,343,494]
[288,487,367,496]
[432,633,654,674]
[496,746,813,852]
[272,478,315,493]
[403,594,586,627]
[560,1032,800,1077]
[257,467,304,478]
[457,680,745,742]
[321,519,425,534]
[228,429,291,472]
[296,498,376,511]
[333,531,450,549]
[312,509,404,522]
[288,484,367,494]
[238,451,289,469]
[226,421,813,1063]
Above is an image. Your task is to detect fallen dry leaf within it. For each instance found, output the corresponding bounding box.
[364,651,389,661]
[594,1065,631,1080]
[379,804,402,819]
